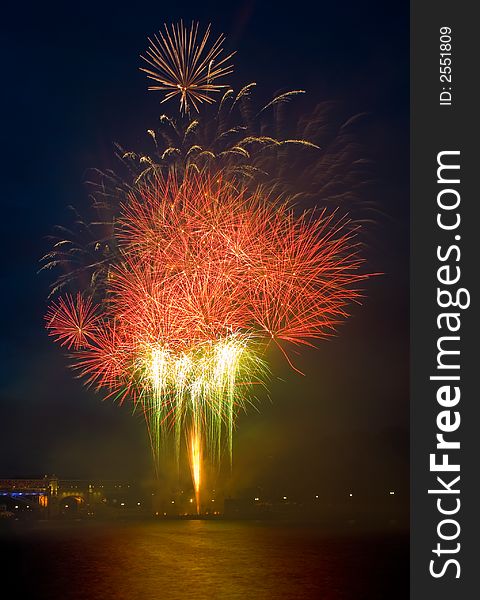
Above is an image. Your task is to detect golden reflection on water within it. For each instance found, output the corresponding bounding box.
[7,520,408,600]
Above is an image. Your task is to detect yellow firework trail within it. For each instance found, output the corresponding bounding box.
[189,428,202,515]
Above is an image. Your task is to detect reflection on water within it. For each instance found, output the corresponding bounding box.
[2,520,408,599]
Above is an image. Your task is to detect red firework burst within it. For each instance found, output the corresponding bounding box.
[46,168,368,394]
[45,293,99,350]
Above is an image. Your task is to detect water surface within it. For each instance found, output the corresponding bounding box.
[3,520,408,599]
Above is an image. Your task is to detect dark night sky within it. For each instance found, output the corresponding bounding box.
[0,1,409,495]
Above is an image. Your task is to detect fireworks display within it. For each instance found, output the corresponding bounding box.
[44,22,371,511]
